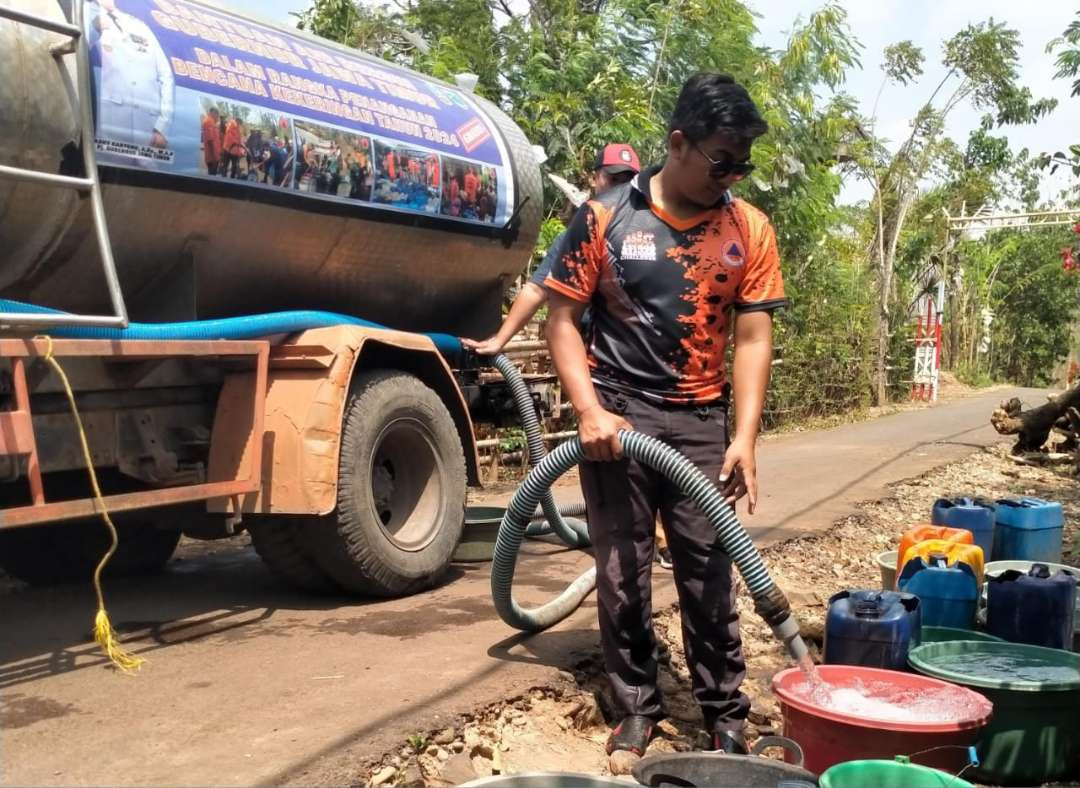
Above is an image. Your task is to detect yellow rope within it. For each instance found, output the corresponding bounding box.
[39,336,145,674]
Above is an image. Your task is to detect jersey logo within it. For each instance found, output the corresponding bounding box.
[723,240,745,268]
[620,230,657,262]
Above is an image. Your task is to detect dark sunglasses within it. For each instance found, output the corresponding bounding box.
[693,143,755,179]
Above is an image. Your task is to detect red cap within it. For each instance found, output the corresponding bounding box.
[593,143,641,175]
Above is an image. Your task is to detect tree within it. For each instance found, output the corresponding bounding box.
[1038,11,1080,177]
[847,23,1056,404]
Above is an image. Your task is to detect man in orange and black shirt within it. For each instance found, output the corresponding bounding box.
[545,73,786,770]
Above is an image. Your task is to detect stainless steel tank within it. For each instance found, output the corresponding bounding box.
[0,0,542,337]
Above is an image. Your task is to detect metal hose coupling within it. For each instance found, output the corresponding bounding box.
[753,586,809,662]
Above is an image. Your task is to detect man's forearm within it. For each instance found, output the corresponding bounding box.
[546,311,600,413]
[731,327,773,442]
[494,283,547,346]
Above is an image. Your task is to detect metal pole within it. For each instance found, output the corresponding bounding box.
[0,4,81,37]
[0,164,93,190]
[71,0,128,328]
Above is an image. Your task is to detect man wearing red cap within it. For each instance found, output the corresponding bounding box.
[462,143,642,356]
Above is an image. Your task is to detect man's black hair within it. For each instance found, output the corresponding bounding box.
[667,73,768,142]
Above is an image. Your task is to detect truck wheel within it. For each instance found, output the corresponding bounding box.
[248,517,337,593]
[304,371,466,597]
[0,519,181,586]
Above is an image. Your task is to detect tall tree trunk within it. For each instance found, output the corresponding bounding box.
[872,177,889,406]
[875,185,914,405]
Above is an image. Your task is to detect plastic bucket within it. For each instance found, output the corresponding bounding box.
[921,626,1003,644]
[909,640,1080,785]
[820,758,973,788]
[772,665,992,775]
[631,737,818,787]
[452,506,506,562]
[460,774,626,787]
[877,550,898,590]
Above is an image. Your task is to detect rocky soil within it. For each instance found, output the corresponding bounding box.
[357,442,1079,786]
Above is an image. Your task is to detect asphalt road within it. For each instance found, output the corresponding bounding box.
[0,387,1035,785]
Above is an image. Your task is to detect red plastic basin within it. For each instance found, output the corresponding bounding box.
[772,665,992,775]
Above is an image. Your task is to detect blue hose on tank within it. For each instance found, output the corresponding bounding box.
[491,353,589,548]
[490,430,809,664]
[0,299,463,358]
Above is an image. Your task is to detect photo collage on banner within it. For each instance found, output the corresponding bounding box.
[86,0,511,227]
[198,98,295,187]
[372,140,441,214]
[294,120,373,200]
[441,156,499,223]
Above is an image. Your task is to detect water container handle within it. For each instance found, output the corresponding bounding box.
[854,592,883,618]
[750,735,805,768]
[928,552,949,568]
[1030,563,1051,579]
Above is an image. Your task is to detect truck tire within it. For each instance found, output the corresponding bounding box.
[0,519,181,586]
[303,370,466,597]
[248,517,337,593]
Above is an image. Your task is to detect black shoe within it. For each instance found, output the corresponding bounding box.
[606,714,655,758]
[711,728,748,755]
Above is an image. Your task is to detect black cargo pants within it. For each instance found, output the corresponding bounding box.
[580,386,750,733]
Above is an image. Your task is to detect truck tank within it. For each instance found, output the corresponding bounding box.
[0,0,542,337]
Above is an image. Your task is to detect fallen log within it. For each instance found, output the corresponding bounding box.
[991,385,1080,452]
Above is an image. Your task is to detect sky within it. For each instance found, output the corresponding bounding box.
[217,0,1080,207]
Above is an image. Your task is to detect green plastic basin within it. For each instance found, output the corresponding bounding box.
[909,640,1080,785]
[819,757,973,788]
[921,626,1004,644]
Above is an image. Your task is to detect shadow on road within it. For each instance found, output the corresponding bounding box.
[0,541,466,691]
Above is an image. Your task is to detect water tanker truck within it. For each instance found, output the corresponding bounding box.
[0,0,544,596]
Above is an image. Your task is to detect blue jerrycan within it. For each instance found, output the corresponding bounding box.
[992,497,1064,563]
[986,563,1077,650]
[932,496,995,559]
[824,590,921,670]
[898,553,978,629]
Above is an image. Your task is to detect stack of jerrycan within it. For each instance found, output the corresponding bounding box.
[986,563,1078,651]
[898,525,983,629]
[895,524,973,577]
[992,497,1064,562]
[824,590,921,669]
[932,497,996,560]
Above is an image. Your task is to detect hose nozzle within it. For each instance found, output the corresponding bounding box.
[770,613,810,663]
[753,585,810,663]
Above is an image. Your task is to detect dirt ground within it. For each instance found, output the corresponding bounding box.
[356,442,1079,787]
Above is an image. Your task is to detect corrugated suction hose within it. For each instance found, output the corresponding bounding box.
[491,353,589,547]
[490,431,809,664]
[0,299,463,358]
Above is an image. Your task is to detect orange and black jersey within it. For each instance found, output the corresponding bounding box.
[545,166,787,405]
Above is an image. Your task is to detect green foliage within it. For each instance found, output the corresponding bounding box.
[1040,13,1080,177]
[765,217,876,424]
[882,41,924,86]
[498,427,527,453]
[953,228,1080,386]
[293,0,1076,423]
[535,217,567,265]
[1049,11,1080,97]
